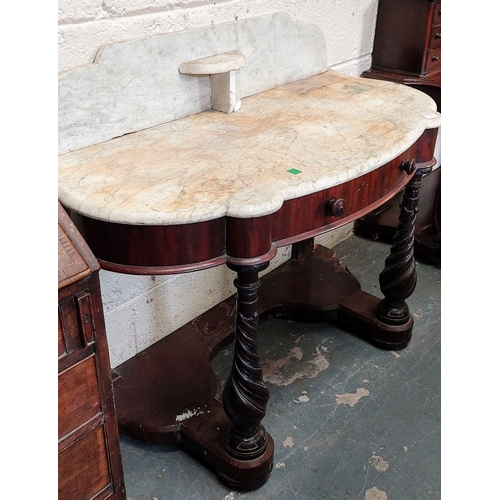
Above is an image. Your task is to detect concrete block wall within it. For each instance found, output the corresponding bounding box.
[58,0,380,368]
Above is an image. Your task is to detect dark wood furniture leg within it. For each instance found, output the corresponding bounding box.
[376,166,427,325]
[219,262,274,487]
[338,165,430,349]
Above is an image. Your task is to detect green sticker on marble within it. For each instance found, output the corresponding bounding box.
[343,84,370,94]
[287,168,302,175]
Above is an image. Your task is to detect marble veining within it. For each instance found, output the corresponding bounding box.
[58,71,440,225]
[58,12,327,155]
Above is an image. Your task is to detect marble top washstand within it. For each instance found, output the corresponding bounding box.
[58,13,441,490]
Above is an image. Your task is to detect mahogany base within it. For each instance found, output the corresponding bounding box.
[112,244,413,489]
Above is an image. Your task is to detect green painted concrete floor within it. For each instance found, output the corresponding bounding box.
[119,234,441,500]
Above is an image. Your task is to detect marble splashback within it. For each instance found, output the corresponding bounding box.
[58,71,440,225]
[58,12,327,155]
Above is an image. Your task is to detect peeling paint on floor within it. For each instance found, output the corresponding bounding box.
[175,407,204,421]
[369,454,389,472]
[295,395,309,403]
[365,486,388,500]
[283,436,294,448]
[335,388,370,407]
[222,492,237,500]
[262,346,330,386]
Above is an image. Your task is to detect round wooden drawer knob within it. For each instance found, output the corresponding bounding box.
[326,198,345,217]
[400,159,416,175]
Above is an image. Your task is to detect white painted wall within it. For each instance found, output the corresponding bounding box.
[58,0,380,368]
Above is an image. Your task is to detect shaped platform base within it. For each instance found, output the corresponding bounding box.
[112,244,413,489]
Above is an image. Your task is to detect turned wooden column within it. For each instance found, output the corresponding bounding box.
[376,164,432,325]
[222,262,271,461]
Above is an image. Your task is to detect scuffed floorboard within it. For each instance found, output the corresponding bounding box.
[119,234,440,499]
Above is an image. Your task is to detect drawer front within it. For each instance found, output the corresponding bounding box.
[59,297,83,357]
[58,424,111,500]
[425,48,441,73]
[59,355,101,438]
[270,147,417,244]
[429,25,441,50]
[432,2,441,26]
[59,290,96,360]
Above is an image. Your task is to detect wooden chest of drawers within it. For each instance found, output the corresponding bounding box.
[58,203,126,500]
[359,0,441,266]
[370,0,441,77]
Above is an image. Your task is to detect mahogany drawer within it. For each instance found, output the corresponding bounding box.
[58,424,111,500]
[429,25,441,50]
[59,290,96,360]
[432,2,441,27]
[271,147,417,244]
[58,355,101,439]
[425,48,441,74]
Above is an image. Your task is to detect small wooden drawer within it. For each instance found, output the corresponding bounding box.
[268,146,417,246]
[59,290,96,360]
[425,48,441,74]
[58,355,101,438]
[432,2,441,26]
[58,424,111,500]
[429,25,441,50]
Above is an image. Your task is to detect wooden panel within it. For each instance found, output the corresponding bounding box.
[432,2,441,26]
[270,146,416,243]
[429,25,441,50]
[370,0,430,75]
[58,298,84,355]
[415,128,439,164]
[77,292,95,346]
[58,355,101,438]
[58,313,66,358]
[425,48,441,74]
[58,424,111,500]
[226,214,273,259]
[58,221,90,286]
[67,211,226,269]
[58,203,99,289]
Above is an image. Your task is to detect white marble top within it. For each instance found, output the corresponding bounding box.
[58,70,440,225]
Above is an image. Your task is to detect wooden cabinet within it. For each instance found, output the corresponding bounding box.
[58,203,126,500]
[370,0,441,78]
[358,0,441,266]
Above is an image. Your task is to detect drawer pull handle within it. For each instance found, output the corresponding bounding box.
[326,198,345,217]
[400,159,416,175]
[435,32,441,39]
[432,55,439,62]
